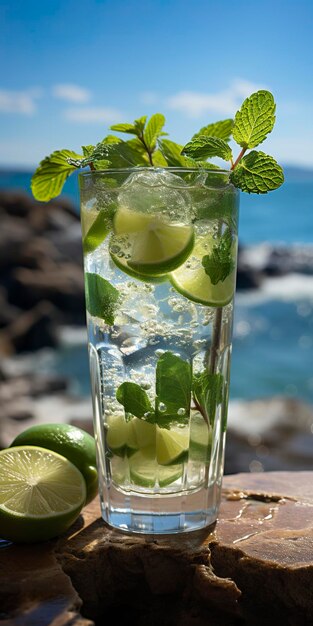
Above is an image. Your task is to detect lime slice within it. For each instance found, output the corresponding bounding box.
[129,447,183,488]
[110,252,168,284]
[170,234,236,306]
[0,446,86,543]
[83,210,111,254]
[156,427,189,466]
[106,413,128,456]
[189,414,211,463]
[111,207,194,275]
[125,419,138,454]
[11,423,98,504]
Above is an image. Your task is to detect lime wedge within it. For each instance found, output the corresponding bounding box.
[132,417,156,449]
[189,413,212,463]
[170,234,236,306]
[0,446,86,543]
[106,413,128,456]
[110,207,194,275]
[156,427,189,466]
[111,455,128,485]
[129,447,183,488]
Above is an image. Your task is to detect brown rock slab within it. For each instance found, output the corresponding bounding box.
[2,472,313,625]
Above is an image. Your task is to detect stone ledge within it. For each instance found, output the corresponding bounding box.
[1,472,313,625]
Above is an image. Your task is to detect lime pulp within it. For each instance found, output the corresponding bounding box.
[0,446,86,543]
[110,206,194,276]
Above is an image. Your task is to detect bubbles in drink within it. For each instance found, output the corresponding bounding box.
[158,402,167,412]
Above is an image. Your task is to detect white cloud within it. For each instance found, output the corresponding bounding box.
[52,83,91,103]
[167,79,268,118]
[63,106,123,123]
[0,88,43,115]
[140,91,158,105]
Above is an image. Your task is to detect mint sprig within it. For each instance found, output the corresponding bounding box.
[31,91,284,201]
[85,273,119,325]
[202,228,235,284]
[193,371,224,426]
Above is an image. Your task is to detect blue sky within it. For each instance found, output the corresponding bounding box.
[1,0,313,168]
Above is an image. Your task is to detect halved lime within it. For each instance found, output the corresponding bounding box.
[156,427,189,466]
[129,447,183,488]
[11,423,98,504]
[0,446,86,543]
[170,235,236,306]
[110,207,194,276]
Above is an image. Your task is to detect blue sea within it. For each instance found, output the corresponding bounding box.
[1,168,313,404]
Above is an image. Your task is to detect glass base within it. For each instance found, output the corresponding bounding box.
[99,483,221,534]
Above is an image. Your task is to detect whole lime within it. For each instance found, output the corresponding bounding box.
[11,424,98,504]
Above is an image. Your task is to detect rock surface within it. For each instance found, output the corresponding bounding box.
[2,472,313,625]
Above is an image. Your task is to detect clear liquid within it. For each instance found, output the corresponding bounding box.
[84,235,234,498]
[80,168,239,533]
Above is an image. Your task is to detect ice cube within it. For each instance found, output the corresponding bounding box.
[118,169,192,223]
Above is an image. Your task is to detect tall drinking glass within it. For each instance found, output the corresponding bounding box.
[80,168,239,534]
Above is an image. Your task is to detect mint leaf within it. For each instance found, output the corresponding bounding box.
[193,372,224,426]
[150,149,168,166]
[83,205,116,254]
[101,135,123,144]
[202,228,235,284]
[85,273,119,325]
[144,113,166,151]
[116,382,154,419]
[192,119,233,142]
[182,136,232,161]
[110,123,138,135]
[232,90,276,149]
[158,139,198,167]
[134,116,147,134]
[82,145,95,157]
[31,150,83,201]
[230,150,284,193]
[155,352,191,426]
[79,140,148,169]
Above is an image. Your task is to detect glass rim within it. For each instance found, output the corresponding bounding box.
[79,166,231,177]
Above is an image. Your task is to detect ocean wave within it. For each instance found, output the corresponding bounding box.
[236,273,313,306]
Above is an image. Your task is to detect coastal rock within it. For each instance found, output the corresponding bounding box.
[239,242,313,277]
[8,265,85,324]
[0,190,35,217]
[0,301,59,355]
[225,396,313,474]
[0,287,21,328]
[0,216,33,273]
[2,472,313,625]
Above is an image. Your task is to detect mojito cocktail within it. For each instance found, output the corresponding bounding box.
[80,167,239,533]
[31,90,283,535]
